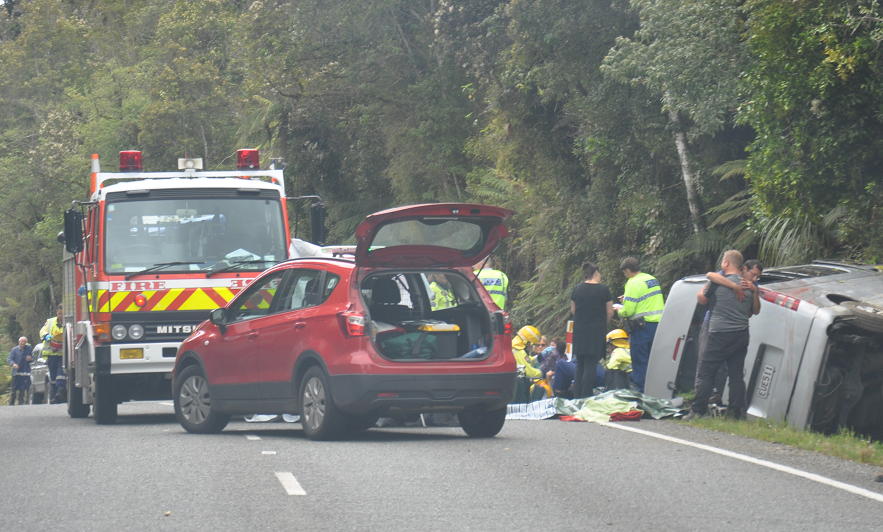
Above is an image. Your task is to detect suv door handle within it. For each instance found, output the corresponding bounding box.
[294,321,307,330]
[248,332,259,340]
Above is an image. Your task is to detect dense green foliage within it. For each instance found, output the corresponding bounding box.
[1,0,881,339]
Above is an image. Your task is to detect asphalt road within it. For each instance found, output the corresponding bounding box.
[2,402,882,531]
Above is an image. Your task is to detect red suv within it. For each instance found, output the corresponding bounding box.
[172,204,517,440]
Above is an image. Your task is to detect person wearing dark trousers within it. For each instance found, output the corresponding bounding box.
[685,250,761,420]
[7,337,33,406]
[570,262,613,398]
[700,259,764,406]
[40,304,67,403]
[617,257,665,393]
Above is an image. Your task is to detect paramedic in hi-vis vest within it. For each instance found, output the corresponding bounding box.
[40,303,67,403]
[474,257,509,310]
[428,273,456,310]
[617,257,664,393]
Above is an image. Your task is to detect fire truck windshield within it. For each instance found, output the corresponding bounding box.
[104,197,286,274]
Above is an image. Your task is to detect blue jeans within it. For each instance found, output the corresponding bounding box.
[628,321,658,393]
[552,359,576,393]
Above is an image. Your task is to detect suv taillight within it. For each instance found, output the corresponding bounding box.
[339,311,366,337]
[502,311,513,335]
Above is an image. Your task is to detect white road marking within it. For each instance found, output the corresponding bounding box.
[158,402,174,406]
[275,472,306,496]
[262,450,276,455]
[602,422,883,503]
[246,435,261,441]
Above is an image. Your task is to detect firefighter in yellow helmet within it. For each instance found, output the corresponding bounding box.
[512,325,542,379]
[602,329,632,391]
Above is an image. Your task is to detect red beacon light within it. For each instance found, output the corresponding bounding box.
[120,151,142,172]
[237,149,259,170]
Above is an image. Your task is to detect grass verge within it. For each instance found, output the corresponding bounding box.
[680,416,883,468]
[0,364,10,406]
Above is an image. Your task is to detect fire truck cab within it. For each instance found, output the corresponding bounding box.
[60,150,290,424]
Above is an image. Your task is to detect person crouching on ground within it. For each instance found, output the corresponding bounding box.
[548,339,577,398]
[602,330,632,391]
[512,326,543,379]
[538,337,562,378]
[7,337,33,406]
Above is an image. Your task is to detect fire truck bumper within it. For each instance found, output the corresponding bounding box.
[90,343,180,375]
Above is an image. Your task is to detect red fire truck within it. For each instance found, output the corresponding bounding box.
[60,150,290,423]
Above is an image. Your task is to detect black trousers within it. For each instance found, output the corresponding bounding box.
[692,329,750,417]
[573,352,601,399]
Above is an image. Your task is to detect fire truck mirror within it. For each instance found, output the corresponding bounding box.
[63,208,84,254]
[310,202,326,246]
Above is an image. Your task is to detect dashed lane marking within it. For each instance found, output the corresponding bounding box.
[158,402,174,406]
[262,450,276,455]
[275,472,306,496]
[246,435,261,441]
[602,422,883,503]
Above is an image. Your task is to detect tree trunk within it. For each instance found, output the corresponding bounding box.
[668,108,705,234]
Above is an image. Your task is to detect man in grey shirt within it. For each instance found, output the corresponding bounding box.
[685,250,761,420]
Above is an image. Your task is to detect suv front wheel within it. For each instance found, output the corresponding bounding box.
[300,366,345,441]
[174,365,230,434]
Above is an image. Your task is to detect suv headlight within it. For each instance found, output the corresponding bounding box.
[128,324,144,340]
[112,325,127,341]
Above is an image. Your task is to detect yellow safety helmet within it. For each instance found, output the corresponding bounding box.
[517,325,541,345]
[606,329,629,349]
[512,325,541,350]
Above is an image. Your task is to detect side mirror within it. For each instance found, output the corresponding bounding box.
[63,208,84,254]
[310,202,326,245]
[210,308,227,333]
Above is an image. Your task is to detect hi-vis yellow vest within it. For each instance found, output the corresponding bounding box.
[40,317,63,355]
[475,268,508,309]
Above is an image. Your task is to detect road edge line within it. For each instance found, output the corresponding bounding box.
[601,421,883,503]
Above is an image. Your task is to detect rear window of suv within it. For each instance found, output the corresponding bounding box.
[371,219,483,251]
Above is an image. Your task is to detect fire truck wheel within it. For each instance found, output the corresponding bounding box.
[174,365,230,434]
[93,375,118,424]
[67,373,90,418]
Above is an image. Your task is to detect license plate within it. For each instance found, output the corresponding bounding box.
[757,364,775,398]
[120,348,144,360]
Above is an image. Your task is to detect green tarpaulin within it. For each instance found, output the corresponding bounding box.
[506,390,683,422]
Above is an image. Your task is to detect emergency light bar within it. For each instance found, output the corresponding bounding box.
[120,151,142,172]
[237,149,259,170]
[91,150,283,196]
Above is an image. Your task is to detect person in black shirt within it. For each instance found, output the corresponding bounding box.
[570,262,613,397]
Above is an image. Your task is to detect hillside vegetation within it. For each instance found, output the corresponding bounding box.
[2,0,882,339]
